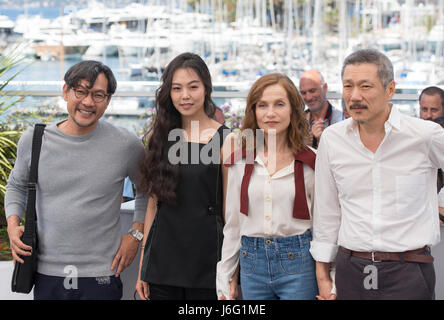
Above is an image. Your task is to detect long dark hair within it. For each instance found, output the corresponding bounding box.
[139,52,217,204]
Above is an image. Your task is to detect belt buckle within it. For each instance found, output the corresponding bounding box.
[371,252,381,263]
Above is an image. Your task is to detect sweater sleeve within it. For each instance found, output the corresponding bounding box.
[127,134,148,224]
[4,127,34,220]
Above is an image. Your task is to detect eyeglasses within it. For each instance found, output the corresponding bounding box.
[71,87,110,103]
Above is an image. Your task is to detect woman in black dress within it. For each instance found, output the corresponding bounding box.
[135,52,233,300]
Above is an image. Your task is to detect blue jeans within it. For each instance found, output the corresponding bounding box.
[239,231,318,300]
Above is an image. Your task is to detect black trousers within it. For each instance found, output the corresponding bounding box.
[34,273,123,300]
[149,283,217,300]
[335,248,435,300]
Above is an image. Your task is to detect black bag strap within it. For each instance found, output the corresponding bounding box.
[22,124,45,243]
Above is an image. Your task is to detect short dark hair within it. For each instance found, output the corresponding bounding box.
[341,49,394,88]
[419,86,444,109]
[64,60,117,95]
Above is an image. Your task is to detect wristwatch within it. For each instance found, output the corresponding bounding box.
[128,229,143,241]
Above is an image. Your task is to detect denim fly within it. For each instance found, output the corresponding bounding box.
[239,230,318,300]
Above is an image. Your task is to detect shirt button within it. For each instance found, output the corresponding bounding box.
[265,215,271,221]
[265,196,271,201]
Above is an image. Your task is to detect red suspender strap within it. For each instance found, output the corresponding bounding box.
[240,162,254,215]
[292,147,316,220]
[227,147,316,219]
[224,148,255,216]
[293,147,316,220]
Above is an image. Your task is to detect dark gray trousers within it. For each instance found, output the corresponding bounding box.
[335,248,435,300]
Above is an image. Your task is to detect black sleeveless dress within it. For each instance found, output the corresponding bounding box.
[143,125,229,289]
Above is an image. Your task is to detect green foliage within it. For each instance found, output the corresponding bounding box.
[0,47,28,225]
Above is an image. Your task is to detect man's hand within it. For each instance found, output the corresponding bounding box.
[111,234,140,277]
[316,278,337,300]
[7,215,31,265]
[315,261,337,300]
[135,279,150,300]
[312,119,325,140]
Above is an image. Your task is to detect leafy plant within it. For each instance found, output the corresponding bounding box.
[0,46,29,226]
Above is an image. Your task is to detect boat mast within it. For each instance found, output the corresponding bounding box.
[269,0,276,31]
[338,0,348,66]
[312,0,323,67]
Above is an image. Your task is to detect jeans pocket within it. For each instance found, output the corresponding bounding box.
[279,246,304,275]
[415,263,435,298]
[112,276,123,300]
[239,247,256,275]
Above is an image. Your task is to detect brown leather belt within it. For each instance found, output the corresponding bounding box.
[340,246,434,263]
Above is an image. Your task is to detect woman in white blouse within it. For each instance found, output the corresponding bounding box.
[217,73,318,300]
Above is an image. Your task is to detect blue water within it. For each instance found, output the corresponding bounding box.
[0,6,70,21]
[7,57,130,82]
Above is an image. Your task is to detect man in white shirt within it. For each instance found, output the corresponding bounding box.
[310,49,444,300]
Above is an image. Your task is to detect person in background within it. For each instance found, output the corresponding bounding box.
[311,49,443,300]
[299,70,343,148]
[135,52,232,300]
[419,86,444,121]
[420,89,444,226]
[217,73,319,300]
[434,115,444,225]
[5,60,148,300]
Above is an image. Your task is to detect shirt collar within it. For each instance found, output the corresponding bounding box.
[254,153,295,178]
[386,104,401,130]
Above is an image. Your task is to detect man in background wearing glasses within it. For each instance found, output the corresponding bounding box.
[5,60,148,299]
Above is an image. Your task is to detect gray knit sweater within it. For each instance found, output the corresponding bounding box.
[5,120,148,277]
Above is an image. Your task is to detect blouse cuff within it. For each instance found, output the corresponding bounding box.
[216,273,231,300]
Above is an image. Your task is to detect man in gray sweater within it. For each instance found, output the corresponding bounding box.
[5,61,148,299]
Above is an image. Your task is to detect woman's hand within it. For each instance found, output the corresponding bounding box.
[135,279,150,300]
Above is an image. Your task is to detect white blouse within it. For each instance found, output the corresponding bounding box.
[216,153,315,298]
